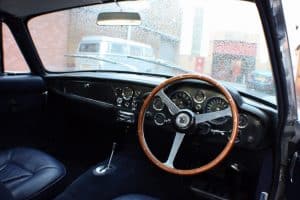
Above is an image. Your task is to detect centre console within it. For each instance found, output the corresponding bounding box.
[112,84,151,124]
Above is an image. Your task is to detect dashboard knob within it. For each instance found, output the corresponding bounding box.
[247,135,255,143]
[145,111,153,119]
[116,97,123,105]
[124,102,130,107]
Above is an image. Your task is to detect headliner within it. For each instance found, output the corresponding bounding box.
[0,0,254,19]
[0,0,113,18]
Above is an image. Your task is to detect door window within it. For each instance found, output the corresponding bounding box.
[3,23,30,73]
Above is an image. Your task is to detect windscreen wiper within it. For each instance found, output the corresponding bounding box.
[96,53,191,74]
[65,54,137,70]
[125,55,191,74]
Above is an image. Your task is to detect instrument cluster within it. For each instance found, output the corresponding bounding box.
[111,83,265,149]
[113,85,151,123]
[151,88,236,127]
[114,86,143,111]
[147,86,265,149]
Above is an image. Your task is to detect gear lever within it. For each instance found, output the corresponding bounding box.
[93,142,117,176]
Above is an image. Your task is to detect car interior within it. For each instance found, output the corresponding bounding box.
[0,0,297,200]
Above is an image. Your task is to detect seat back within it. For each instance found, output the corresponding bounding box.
[0,182,14,200]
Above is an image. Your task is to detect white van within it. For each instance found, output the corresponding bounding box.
[74,36,154,70]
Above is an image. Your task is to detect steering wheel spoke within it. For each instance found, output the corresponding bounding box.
[157,89,180,115]
[164,132,185,168]
[195,107,232,124]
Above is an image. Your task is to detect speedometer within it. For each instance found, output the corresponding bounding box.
[205,97,229,125]
[170,91,193,109]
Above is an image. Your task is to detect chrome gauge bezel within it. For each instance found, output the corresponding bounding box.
[152,96,165,111]
[194,103,202,111]
[238,114,249,129]
[193,90,206,103]
[154,113,166,126]
[122,87,134,100]
[204,96,230,125]
[170,90,193,110]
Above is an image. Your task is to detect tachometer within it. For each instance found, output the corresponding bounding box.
[205,97,229,125]
[170,91,193,109]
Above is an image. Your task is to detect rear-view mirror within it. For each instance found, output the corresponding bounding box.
[97,12,141,26]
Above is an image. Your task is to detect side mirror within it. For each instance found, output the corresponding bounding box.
[96,12,141,26]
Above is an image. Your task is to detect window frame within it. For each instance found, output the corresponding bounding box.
[0,22,4,74]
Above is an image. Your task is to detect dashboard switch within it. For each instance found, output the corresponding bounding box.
[116,97,123,105]
[247,135,255,143]
[117,110,135,123]
[145,111,153,119]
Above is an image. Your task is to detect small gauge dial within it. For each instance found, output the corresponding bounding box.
[114,87,122,96]
[205,97,229,125]
[135,90,142,97]
[195,104,202,111]
[153,97,164,111]
[239,114,248,129]
[154,113,166,126]
[194,90,206,103]
[122,87,134,100]
[170,91,193,109]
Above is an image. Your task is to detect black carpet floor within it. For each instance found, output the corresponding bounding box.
[55,145,196,200]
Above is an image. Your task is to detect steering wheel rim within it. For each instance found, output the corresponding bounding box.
[137,74,239,176]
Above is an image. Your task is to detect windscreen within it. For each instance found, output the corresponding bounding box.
[28,0,276,104]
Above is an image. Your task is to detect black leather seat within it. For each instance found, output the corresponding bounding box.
[113,194,159,200]
[0,182,14,200]
[0,147,65,200]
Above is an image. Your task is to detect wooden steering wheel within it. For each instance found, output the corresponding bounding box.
[137,74,239,175]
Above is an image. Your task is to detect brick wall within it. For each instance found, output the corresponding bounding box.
[3,24,29,72]
[28,12,70,71]
[3,12,70,72]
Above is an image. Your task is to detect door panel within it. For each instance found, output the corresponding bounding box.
[287,146,300,200]
[0,75,46,148]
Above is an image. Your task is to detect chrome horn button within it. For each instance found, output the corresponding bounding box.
[176,113,191,129]
[173,109,195,132]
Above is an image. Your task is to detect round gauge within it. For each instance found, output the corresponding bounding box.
[194,90,206,103]
[205,97,229,125]
[114,87,122,96]
[238,114,248,129]
[170,91,193,109]
[122,87,134,100]
[153,97,164,111]
[195,104,202,111]
[154,113,166,126]
[135,90,142,97]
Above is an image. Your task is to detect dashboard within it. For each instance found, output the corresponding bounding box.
[47,73,275,150]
